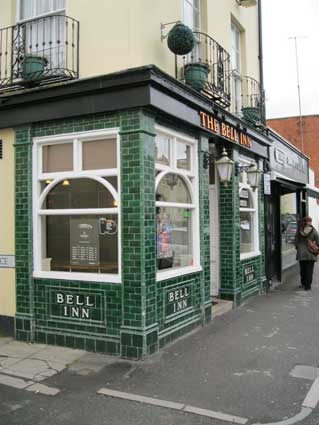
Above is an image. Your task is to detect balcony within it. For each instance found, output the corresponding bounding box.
[179,31,231,108]
[230,74,265,125]
[0,15,79,92]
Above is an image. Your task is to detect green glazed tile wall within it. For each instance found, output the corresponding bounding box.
[14,109,210,357]
[219,147,265,305]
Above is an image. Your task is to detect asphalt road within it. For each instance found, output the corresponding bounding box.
[2,263,319,425]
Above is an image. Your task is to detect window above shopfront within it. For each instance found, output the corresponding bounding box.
[33,129,121,283]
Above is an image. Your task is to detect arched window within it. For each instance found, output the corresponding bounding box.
[33,129,120,282]
[155,126,200,278]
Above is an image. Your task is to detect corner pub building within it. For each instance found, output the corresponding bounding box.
[0,64,282,357]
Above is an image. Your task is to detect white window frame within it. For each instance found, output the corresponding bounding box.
[32,128,121,283]
[17,0,65,23]
[155,125,201,282]
[231,23,242,114]
[183,0,201,61]
[239,159,260,260]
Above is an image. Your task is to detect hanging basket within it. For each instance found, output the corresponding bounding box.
[167,23,195,56]
[22,55,48,81]
[184,62,209,91]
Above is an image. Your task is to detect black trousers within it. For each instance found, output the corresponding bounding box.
[299,261,315,289]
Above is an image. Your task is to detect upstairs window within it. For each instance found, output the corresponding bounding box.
[17,0,66,72]
[231,23,242,114]
[18,0,65,21]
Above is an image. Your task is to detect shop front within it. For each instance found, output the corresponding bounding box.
[0,65,270,356]
[199,111,269,305]
[265,130,308,285]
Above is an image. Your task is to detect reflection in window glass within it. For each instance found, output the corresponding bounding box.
[157,207,193,270]
[176,142,191,170]
[240,211,254,253]
[43,178,115,209]
[44,214,118,274]
[155,136,170,166]
[281,193,297,270]
[157,174,191,204]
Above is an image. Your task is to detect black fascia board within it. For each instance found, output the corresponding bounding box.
[0,64,270,150]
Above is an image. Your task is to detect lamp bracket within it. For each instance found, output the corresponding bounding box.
[236,163,255,175]
[160,20,182,41]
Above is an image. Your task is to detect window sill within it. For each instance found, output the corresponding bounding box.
[156,265,202,282]
[240,251,261,261]
[33,271,121,283]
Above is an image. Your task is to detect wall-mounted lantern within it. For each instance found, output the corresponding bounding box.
[215,148,234,185]
[236,162,261,190]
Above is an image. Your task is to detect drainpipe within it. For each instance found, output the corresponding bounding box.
[257,0,266,122]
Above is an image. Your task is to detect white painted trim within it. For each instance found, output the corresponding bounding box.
[240,251,261,261]
[33,271,121,283]
[39,169,118,180]
[157,265,203,282]
[32,128,121,282]
[155,125,196,145]
[155,126,200,280]
[239,184,259,258]
[39,208,118,216]
[38,175,119,210]
[156,202,195,210]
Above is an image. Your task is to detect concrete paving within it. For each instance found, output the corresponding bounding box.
[1,263,319,424]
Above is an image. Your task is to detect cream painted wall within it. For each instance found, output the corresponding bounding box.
[207,0,259,79]
[66,0,259,81]
[0,0,16,28]
[0,129,16,317]
[67,0,182,79]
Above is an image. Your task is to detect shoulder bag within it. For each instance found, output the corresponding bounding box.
[307,239,319,255]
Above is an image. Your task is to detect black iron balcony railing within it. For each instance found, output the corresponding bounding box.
[0,15,79,91]
[180,31,231,108]
[237,75,265,124]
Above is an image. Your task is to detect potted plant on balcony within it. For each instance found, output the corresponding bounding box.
[241,105,261,124]
[21,55,48,81]
[184,62,210,92]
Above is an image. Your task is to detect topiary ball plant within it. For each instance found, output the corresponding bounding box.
[167,23,195,56]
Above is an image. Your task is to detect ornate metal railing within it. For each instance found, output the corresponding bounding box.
[0,15,79,91]
[240,75,265,124]
[180,31,231,108]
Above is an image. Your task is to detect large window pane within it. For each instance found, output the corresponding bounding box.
[43,178,115,209]
[157,207,193,270]
[43,143,73,173]
[82,139,117,170]
[44,214,118,273]
[281,193,297,270]
[240,211,254,253]
[176,142,191,170]
[157,174,191,204]
[155,135,170,166]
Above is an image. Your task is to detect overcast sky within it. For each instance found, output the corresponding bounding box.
[262,0,319,119]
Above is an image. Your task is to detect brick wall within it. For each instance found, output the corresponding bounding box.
[268,115,319,187]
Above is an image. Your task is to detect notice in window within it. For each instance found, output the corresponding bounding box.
[70,218,100,266]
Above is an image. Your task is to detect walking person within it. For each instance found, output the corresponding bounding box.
[294,216,319,291]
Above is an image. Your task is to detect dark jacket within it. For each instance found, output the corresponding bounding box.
[295,224,319,261]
